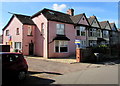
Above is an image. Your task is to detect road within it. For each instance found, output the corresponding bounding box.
[2,57,120,86]
[52,65,119,85]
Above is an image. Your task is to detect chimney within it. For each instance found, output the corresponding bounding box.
[67,9,74,16]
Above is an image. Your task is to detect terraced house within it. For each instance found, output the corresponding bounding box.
[2,8,119,58]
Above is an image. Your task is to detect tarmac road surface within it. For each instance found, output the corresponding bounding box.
[52,65,119,85]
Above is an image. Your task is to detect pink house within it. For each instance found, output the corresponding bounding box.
[2,8,95,58]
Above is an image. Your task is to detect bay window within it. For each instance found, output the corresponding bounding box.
[89,40,97,46]
[103,30,109,38]
[89,28,97,37]
[55,41,68,53]
[97,29,101,37]
[76,26,86,36]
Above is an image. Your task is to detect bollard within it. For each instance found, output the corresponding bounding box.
[76,48,82,62]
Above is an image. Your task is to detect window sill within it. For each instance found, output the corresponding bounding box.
[55,52,69,53]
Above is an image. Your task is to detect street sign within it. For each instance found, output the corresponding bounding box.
[75,39,81,45]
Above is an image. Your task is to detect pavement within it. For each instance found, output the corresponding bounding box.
[52,65,119,84]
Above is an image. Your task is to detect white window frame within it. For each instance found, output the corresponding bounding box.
[97,29,101,37]
[56,24,65,35]
[103,30,109,38]
[54,40,69,53]
[14,42,22,50]
[41,23,44,35]
[76,26,86,36]
[27,26,32,36]
[80,40,86,48]
[89,40,97,46]
[89,28,97,37]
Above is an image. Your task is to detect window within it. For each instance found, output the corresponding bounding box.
[14,42,21,49]
[103,30,109,38]
[89,40,97,46]
[76,26,86,36]
[28,26,32,36]
[6,30,9,36]
[55,41,68,53]
[80,40,86,48]
[41,23,44,34]
[16,28,19,35]
[97,29,101,37]
[56,24,65,35]
[89,28,96,37]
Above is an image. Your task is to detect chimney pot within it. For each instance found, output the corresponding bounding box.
[66,8,74,16]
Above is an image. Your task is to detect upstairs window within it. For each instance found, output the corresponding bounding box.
[41,23,44,35]
[6,30,9,36]
[103,30,109,38]
[27,26,32,36]
[97,29,101,37]
[16,28,19,35]
[76,26,86,36]
[55,41,68,53]
[56,24,65,35]
[89,28,96,37]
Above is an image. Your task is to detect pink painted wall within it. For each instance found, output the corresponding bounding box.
[3,16,23,52]
[76,15,89,40]
[22,25,35,55]
[78,15,89,26]
[48,21,76,58]
[32,14,48,57]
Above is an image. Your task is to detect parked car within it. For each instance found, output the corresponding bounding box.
[1,52,28,83]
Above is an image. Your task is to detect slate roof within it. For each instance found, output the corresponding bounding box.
[53,35,70,41]
[70,14,84,24]
[99,21,108,29]
[87,16,101,28]
[3,14,35,30]
[88,16,95,25]
[99,21,111,30]
[110,23,118,31]
[32,8,74,24]
[14,14,35,25]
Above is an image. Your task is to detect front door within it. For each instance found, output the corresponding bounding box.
[29,43,34,55]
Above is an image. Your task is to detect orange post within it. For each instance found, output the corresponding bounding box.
[76,48,81,62]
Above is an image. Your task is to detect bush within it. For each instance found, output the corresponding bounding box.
[13,49,18,52]
[92,45,109,54]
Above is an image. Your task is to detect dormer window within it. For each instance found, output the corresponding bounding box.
[56,24,65,35]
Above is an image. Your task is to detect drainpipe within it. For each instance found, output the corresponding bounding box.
[47,21,49,58]
[86,27,88,47]
[21,25,24,53]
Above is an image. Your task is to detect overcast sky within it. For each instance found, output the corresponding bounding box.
[0,2,119,35]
